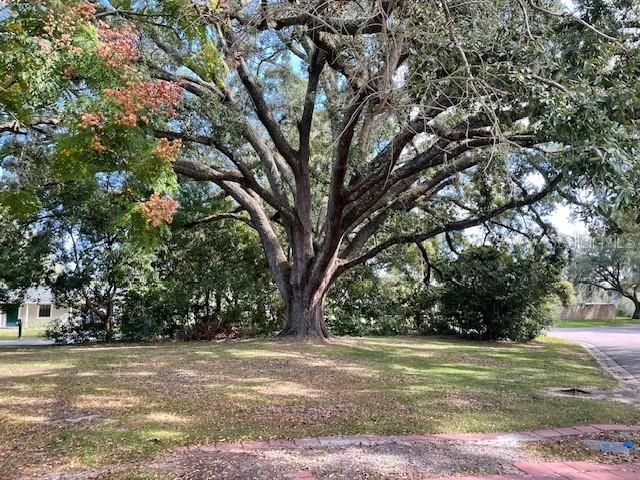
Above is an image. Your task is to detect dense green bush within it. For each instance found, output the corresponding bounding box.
[431,245,564,341]
[326,265,413,336]
[404,285,441,332]
[116,186,283,341]
[119,286,186,341]
[44,313,110,344]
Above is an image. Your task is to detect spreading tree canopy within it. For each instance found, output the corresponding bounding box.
[571,235,640,318]
[1,0,639,337]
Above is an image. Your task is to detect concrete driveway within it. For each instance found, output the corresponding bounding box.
[548,326,640,382]
[0,338,54,347]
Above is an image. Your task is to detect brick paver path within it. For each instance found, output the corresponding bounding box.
[432,462,640,479]
[291,462,640,479]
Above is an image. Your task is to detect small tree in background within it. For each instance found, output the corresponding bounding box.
[44,184,155,342]
[0,211,50,304]
[570,231,640,319]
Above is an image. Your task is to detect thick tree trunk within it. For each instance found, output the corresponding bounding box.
[279,290,330,338]
[632,301,640,320]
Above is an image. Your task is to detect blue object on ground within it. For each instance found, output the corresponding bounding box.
[583,439,632,455]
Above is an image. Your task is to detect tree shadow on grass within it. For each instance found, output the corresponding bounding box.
[0,337,638,478]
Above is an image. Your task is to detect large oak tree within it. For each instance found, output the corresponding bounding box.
[1,0,639,337]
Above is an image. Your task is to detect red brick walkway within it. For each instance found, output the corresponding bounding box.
[290,462,640,479]
[431,461,640,479]
[272,424,640,480]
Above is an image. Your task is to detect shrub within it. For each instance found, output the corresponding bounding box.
[44,313,110,344]
[434,245,564,341]
[405,285,441,333]
[118,281,282,341]
[118,288,185,341]
[326,265,412,336]
[328,311,412,336]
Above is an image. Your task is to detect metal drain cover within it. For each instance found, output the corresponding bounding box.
[558,388,592,396]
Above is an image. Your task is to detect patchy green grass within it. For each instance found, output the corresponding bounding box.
[552,317,638,328]
[0,325,46,339]
[0,336,638,477]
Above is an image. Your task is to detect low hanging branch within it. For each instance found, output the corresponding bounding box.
[183,213,255,229]
[336,174,563,275]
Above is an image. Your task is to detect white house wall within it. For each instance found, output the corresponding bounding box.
[0,304,71,328]
[21,304,71,327]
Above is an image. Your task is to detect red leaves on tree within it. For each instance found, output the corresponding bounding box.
[139,193,178,227]
[90,135,109,152]
[96,21,140,69]
[104,80,184,126]
[79,112,109,152]
[36,1,96,54]
[80,112,104,127]
[155,138,182,162]
[71,2,97,20]
[78,80,183,140]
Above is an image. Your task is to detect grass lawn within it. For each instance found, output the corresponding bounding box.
[1,336,639,477]
[0,325,46,339]
[552,317,638,328]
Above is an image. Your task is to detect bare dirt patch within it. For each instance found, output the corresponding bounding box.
[153,441,527,480]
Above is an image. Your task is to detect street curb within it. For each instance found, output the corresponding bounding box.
[579,341,640,394]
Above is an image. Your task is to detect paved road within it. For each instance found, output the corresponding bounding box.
[548,326,640,381]
[0,338,54,347]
